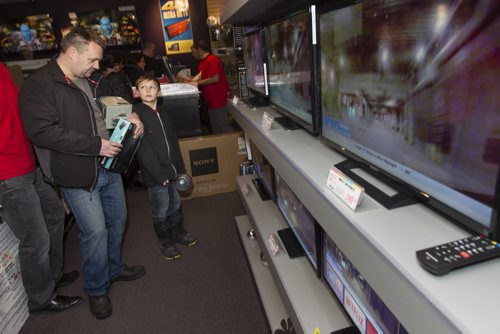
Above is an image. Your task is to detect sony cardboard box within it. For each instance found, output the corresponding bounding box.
[179,131,247,199]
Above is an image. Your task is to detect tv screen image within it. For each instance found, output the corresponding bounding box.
[68,6,141,47]
[0,14,57,56]
[320,0,500,236]
[323,233,408,334]
[275,171,318,269]
[265,8,319,134]
[243,29,267,96]
[250,141,274,201]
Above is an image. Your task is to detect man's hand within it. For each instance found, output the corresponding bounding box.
[127,113,144,138]
[100,139,122,157]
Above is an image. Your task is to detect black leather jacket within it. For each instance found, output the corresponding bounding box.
[19,59,104,189]
[133,103,185,186]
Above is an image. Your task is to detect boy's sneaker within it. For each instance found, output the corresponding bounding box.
[159,240,181,260]
[172,227,198,247]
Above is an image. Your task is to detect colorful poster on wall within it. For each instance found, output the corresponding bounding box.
[159,0,193,54]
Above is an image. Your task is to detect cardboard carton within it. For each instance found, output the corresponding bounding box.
[179,131,247,199]
[100,96,132,129]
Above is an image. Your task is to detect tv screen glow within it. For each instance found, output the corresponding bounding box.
[265,10,313,126]
[320,0,500,234]
[276,172,317,269]
[243,30,266,95]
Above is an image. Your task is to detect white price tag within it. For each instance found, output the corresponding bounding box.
[232,95,240,105]
[267,233,280,257]
[326,166,364,211]
[261,112,274,132]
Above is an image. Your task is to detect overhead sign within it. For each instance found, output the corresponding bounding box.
[159,0,193,54]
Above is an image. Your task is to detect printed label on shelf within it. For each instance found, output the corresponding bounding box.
[326,166,364,211]
[261,112,275,133]
[232,95,240,106]
[267,233,281,256]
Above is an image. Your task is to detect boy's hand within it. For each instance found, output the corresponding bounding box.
[162,179,170,186]
[127,113,144,137]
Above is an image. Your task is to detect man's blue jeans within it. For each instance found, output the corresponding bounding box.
[0,168,65,311]
[148,182,182,227]
[60,168,126,296]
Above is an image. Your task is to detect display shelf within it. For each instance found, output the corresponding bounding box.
[237,176,352,334]
[235,215,290,332]
[229,101,500,333]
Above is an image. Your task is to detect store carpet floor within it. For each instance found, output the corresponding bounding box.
[19,190,270,334]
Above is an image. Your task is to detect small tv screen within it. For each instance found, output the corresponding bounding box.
[275,171,318,270]
[265,8,319,135]
[68,6,141,47]
[0,14,57,57]
[251,141,274,201]
[320,0,500,236]
[243,29,267,96]
[323,232,408,334]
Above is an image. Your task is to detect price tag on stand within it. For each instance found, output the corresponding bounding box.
[261,112,275,132]
[326,166,364,211]
[232,95,240,106]
[267,233,281,256]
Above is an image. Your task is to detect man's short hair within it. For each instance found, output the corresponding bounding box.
[192,40,211,53]
[135,73,160,90]
[61,27,106,53]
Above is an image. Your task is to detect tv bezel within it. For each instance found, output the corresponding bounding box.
[275,170,322,277]
[243,27,268,98]
[264,5,321,136]
[317,0,500,240]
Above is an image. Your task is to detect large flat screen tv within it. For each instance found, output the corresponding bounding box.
[323,232,408,334]
[265,6,320,135]
[243,28,268,98]
[319,0,500,239]
[68,6,141,48]
[276,171,321,275]
[0,14,57,59]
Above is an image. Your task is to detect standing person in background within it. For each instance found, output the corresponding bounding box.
[126,52,146,87]
[98,52,132,102]
[186,40,233,134]
[133,74,198,260]
[18,27,146,320]
[142,41,164,78]
[0,62,82,314]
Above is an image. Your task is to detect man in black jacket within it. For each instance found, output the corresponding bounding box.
[19,27,145,320]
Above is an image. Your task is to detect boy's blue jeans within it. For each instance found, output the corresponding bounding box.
[60,168,126,296]
[148,182,182,227]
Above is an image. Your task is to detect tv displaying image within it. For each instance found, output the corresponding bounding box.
[265,8,319,135]
[0,14,57,56]
[68,6,141,47]
[276,171,318,270]
[251,141,274,201]
[243,29,267,96]
[320,0,500,236]
[323,232,408,334]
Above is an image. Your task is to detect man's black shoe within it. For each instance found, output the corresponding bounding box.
[55,270,80,288]
[111,265,146,282]
[89,294,112,320]
[30,295,82,314]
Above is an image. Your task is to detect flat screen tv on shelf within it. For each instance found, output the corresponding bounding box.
[68,6,141,48]
[0,14,57,60]
[275,171,321,276]
[265,6,320,135]
[243,28,268,106]
[323,232,408,334]
[319,0,500,239]
[250,141,275,201]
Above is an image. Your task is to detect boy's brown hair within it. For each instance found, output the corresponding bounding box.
[135,73,160,90]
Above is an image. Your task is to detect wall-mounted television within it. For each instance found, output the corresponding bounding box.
[243,27,268,105]
[0,14,57,59]
[265,6,320,135]
[68,6,141,48]
[319,0,500,239]
[276,171,321,276]
[323,232,408,333]
[250,141,275,201]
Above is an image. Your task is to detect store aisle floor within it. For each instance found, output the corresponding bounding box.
[20,190,270,334]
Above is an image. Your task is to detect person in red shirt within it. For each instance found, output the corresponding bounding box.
[0,63,82,313]
[188,40,233,133]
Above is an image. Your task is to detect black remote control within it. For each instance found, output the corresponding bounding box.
[416,235,500,276]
